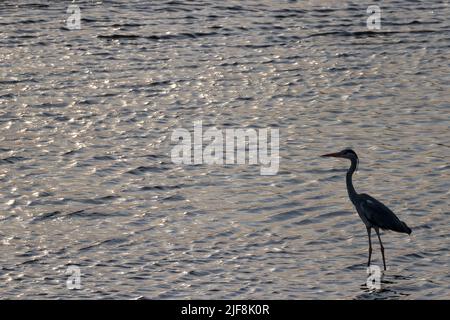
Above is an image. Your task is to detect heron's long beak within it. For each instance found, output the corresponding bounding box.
[321,152,341,158]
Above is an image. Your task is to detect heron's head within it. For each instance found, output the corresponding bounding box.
[321,148,358,160]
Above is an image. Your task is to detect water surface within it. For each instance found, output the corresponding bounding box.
[0,0,449,299]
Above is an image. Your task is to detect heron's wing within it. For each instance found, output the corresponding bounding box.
[358,193,409,233]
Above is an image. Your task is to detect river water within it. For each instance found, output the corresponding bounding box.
[0,0,449,299]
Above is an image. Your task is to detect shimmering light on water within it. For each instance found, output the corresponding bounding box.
[0,1,449,299]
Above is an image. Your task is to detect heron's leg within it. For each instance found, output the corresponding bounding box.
[375,228,386,270]
[366,227,372,267]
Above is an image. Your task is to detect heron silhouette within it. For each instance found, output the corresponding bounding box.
[321,149,411,270]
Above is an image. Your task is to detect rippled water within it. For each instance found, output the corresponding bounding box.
[0,0,449,299]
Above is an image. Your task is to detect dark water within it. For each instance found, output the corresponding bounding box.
[0,1,449,299]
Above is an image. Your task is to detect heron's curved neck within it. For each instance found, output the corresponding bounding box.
[346,157,358,202]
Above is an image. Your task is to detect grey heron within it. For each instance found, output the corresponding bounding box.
[321,149,412,270]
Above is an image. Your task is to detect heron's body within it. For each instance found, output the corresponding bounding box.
[322,149,411,270]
